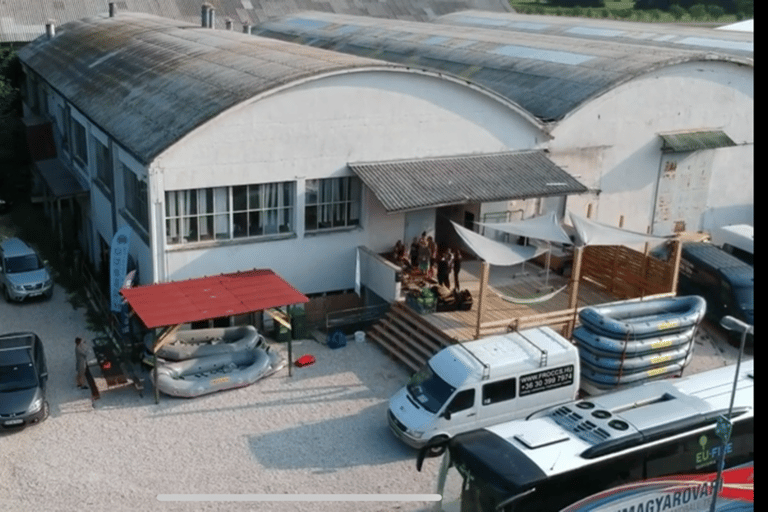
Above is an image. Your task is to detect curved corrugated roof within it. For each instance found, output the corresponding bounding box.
[17,12,407,165]
[436,11,753,58]
[254,11,753,122]
[0,0,512,43]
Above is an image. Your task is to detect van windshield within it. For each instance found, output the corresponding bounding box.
[5,254,43,273]
[406,364,456,414]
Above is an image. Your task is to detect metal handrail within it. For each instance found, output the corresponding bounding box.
[325,303,390,330]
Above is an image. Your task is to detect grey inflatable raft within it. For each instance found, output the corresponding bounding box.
[579,295,706,340]
[154,346,283,398]
[153,325,262,361]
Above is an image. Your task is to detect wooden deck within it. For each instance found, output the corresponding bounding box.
[409,258,619,342]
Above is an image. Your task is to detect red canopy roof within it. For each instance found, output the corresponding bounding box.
[120,269,308,329]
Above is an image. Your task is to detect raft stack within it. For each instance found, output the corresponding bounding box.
[574,296,706,392]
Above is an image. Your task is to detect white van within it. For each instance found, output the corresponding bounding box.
[387,326,579,453]
[710,224,753,265]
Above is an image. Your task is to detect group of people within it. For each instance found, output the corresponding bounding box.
[393,233,463,290]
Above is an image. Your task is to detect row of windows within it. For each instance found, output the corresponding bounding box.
[25,70,361,245]
[165,177,361,245]
[26,72,150,237]
[445,377,518,415]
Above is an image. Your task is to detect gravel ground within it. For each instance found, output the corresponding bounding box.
[0,287,442,512]
[1,283,748,512]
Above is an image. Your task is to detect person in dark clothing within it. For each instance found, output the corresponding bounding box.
[410,237,419,269]
[452,248,462,290]
[437,250,451,288]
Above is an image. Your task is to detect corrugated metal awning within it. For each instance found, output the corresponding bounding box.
[659,131,736,153]
[34,159,89,199]
[120,269,308,329]
[348,150,588,213]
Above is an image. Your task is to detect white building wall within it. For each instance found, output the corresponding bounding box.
[548,60,753,235]
[153,71,545,292]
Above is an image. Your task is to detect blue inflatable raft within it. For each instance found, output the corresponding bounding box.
[578,295,706,340]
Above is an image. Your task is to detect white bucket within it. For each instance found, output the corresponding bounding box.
[354,331,366,343]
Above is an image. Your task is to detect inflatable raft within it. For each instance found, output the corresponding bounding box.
[153,325,262,361]
[579,296,706,340]
[573,325,696,358]
[579,351,694,390]
[154,345,283,398]
[578,342,692,373]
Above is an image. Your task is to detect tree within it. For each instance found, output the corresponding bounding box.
[688,3,708,18]
[670,4,687,18]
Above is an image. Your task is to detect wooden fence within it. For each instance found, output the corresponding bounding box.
[476,242,680,338]
[581,244,676,298]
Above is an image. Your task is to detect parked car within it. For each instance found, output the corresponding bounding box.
[0,332,49,429]
[0,237,54,302]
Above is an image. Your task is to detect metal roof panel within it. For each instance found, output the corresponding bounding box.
[349,150,588,213]
[17,13,400,165]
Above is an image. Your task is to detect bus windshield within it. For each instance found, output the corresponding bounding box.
[406,363,456,414]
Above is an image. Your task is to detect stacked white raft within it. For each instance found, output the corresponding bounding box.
[152,325,284,398]
[574,296,706,390]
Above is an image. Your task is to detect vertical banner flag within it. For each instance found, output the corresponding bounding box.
[110,226,131,312]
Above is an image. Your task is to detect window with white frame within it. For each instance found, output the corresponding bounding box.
[232,182,294,238]
[123,165,149,232]
[94,139,112,191]
[166,183,294,245]
[71,117,88,166]
[304,177,361,232]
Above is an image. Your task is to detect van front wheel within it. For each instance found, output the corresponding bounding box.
[426,435,449,457]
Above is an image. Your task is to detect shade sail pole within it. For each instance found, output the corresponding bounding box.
[565,246,584,339]
[474,261,490,340]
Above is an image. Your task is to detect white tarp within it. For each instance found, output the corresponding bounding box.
[569,212,671,247]
[451,221,546,266]
[475,211,573,245]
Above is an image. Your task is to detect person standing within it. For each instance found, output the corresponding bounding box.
[75,337,89,390]
[417,237,431,275]
[409,237,419,269]
[437,250,451,288]
[427,236,437,277]
[452,248,462,290]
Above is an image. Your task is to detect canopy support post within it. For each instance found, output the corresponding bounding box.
[565,246,584,339]
[474,261,490,340]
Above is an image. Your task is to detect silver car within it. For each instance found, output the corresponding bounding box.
[0,238,54,302]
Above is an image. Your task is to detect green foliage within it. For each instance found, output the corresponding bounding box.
[0,47,22,116]
[707,4,725,17]
[688,4,708,18]
[670,4,687,18]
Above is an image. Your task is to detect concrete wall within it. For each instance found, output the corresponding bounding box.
[549,60,753,235]
[152,70,545,293]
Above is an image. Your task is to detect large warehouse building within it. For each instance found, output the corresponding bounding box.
[15,7,752,323]
[17,11,585,302]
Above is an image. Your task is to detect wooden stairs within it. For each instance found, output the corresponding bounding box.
[367,301,455,373]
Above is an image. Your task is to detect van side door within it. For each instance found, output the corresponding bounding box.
[442,388,476,425]
[477,377,518,426]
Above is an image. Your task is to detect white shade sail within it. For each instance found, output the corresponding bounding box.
[451,221,546,266]
[569,212,671,247]
[475,211,573,245]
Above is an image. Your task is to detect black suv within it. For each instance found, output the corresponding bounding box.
[0,332,49,429]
